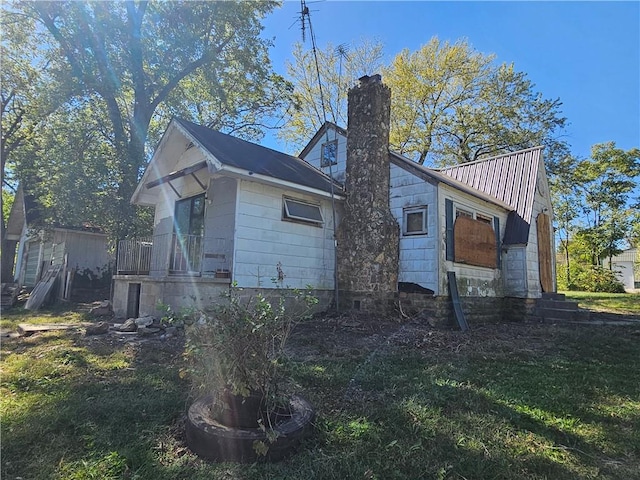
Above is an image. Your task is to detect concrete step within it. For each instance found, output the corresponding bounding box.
[537,299,580,310]
[537,308,580,321]
[541,292,566,301]
[536,293,591,323]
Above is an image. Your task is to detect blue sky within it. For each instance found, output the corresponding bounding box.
[261,1,640,160]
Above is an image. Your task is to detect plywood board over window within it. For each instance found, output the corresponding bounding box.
[454,216,497,268]
[536,212,554,292]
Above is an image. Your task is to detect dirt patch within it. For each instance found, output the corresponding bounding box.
[285,316,622,363]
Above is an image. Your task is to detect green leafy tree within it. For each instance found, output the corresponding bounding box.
[384,38,495,165]
[282,36,569,171]
[13,0,290,240]
[384,38,569,169]
[0,7,69,279]
[551,155,581,287]
[574,142,640,266]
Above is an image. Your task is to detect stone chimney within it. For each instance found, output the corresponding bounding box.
[336,74,399,312]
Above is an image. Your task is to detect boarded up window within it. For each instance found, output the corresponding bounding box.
[453,216,497,268]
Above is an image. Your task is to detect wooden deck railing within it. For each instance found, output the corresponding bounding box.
[117,234,205,275]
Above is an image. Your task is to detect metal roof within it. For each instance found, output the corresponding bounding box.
[439,147,543,223]
[439,147,544,244]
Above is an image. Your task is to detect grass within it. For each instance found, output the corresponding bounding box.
[1,305,639,479]
[560,291,640,315]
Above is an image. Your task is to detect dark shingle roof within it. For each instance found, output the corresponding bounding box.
[175,118,343,195]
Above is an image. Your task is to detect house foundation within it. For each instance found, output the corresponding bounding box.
[398,293,539,326]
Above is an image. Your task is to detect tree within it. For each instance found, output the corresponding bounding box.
[574,142,640,266]
[551,155,581,287]
[278,39,384,152]
[282,36,569,171]
[383,38,569,169]
[0,7,69,280]
[384,38,495,165]
[13,0,290,240]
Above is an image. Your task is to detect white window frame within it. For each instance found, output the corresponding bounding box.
[320,139,338,167]
[476,212,493,224]
[456,204,493,224]
[456,207,473,219]
[283,197,324,226]
[403,206,428,236]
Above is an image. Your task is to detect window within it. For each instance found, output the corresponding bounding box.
[476,213,493,225]
[446,199,501,269]
[283,197,324,225]
[456,208,473,219]
[403,206,428,235]
[321,140,338,167]
[172,194,205,273]
[174,193,205,236]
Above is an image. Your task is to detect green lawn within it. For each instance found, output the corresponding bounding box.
[561,291,640,315]
[1,307,639,479]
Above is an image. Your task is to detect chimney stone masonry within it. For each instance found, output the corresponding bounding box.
[336,74,399,313]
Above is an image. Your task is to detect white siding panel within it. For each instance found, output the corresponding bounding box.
[390,164,439,293]
[63,232,111,273]
[234,180,336,289]
[302,127,347,184]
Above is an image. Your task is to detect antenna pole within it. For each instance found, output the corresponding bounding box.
[299,0,340,312]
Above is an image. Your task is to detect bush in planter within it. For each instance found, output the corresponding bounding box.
[182,285,318,462]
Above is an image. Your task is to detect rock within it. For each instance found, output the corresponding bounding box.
[134,316,154,327]
[138,326,161,335]
[164,326,178,337]
[86,321,110,335]
[118,318,137,332]
[90,300,112,317]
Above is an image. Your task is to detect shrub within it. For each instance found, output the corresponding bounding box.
[560,263,626,293]
[182,286,318,402]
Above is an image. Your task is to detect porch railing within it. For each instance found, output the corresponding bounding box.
[117,237,153,275]
[117,233,205,275]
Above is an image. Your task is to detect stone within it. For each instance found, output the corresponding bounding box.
[134,316,154,327]
[90,306,111,316]
[138,326,161,335]
[164,326,178,337]
[118,318,137,332]
[336,74,399,312]
[85,321,110,335]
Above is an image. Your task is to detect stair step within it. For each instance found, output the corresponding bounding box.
[542,292,566,301]
[537,299,580,310]
[537,308,580,321]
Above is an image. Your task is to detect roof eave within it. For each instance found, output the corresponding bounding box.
[220,164,344,200]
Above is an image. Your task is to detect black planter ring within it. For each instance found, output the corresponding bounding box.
[186,394,315,463]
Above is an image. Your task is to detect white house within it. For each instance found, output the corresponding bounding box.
[610,248,639,291]
[112,75,556,324]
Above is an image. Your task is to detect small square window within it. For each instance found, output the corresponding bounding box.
[403,206,428,235]
[321,140,338,167]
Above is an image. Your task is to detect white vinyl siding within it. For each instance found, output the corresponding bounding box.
[390,164,439,293]
[233,180,337,289]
